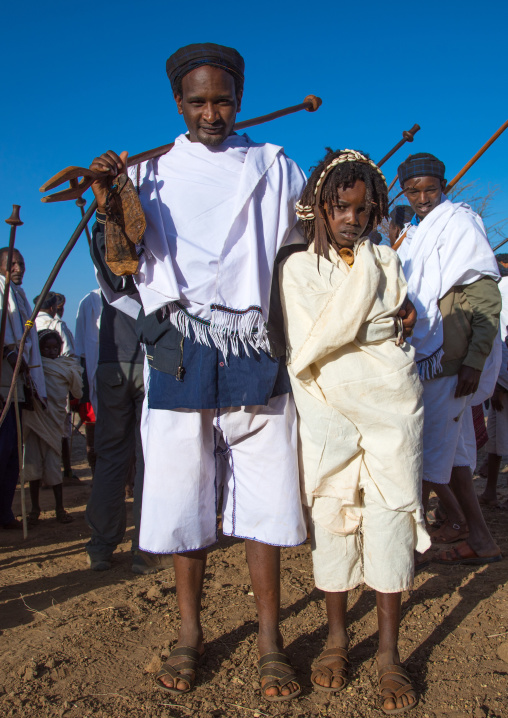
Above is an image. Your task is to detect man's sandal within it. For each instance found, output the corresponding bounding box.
[56,510,74,524]
[311,647,349,693]
[430,520,469,544]
[257,651,301,702]
[155,646,202,695]
[434,540,502,566]
[378,664,417,715]
[27,510,40,528]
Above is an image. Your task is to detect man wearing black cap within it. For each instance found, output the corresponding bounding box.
[396,152,502,566]
[87,43,306,701]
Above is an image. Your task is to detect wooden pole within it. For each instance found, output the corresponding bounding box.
[14,383,27,538]
[445,120,508,194]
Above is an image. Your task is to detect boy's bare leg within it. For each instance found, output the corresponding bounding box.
[244,539,299,698]
[422,480,465,527]
[377,592,415,711]
[479,453,502,504]
[157,549,207,691]
[312,591,349,689]
[449,467,500,555]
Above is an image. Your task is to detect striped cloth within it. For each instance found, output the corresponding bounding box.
[398,153,445,187]
[166,43,244,92]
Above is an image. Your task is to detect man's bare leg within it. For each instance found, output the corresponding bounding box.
[479,453,502,504]
[244,539,299,698]
[158,549,207,690]
[312,591,349,689]
[449,466,499,555]
[422,480,465,527]
[377,592,416,711]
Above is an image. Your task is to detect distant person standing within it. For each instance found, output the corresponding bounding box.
[34,291,78,482]
[0,248,46,529]
[75,289,102,475]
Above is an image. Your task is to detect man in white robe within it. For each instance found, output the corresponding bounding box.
[86,43,306,700]
[0,248,46,529]
[396,152,502,564]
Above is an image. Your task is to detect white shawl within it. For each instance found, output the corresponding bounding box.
[23,356,82,454]
[35,312,76,357]
[280,240,429,552]
[0,276,46,400]
[130,133,306,357]
[75,289,102,412]
[397,198,500,378]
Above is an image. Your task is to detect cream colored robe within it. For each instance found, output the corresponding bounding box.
[280,239,430,553]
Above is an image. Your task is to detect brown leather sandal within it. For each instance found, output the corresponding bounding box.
[155,646,202,695]
[378,664,417,715]
[311,647,349,693]
[257,651,301,702]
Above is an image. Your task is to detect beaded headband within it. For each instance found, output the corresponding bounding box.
[296,149,387,220]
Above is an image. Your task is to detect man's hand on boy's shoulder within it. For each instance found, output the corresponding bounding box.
[398,298,417,339]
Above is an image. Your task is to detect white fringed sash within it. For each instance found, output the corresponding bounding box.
[131,133,306,358]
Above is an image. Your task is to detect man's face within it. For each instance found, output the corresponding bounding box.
[403,175,446,220]
[175,65,242,147]
[323,180,371,249]
[0,250,25,285]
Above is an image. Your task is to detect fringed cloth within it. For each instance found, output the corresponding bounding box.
[397,197,499,379]
[129,133,306,359]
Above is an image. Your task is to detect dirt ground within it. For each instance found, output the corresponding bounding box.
[1,430,507,718]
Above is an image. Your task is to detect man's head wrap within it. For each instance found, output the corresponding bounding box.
[54,293,66,308]
[34,291,58,311]
[38,328,63,349]
[397,153,446,188]
[390,205,414,229]
[166,43,245,95]
[496,253,508,277]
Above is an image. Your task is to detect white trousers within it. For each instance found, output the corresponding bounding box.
[139,393,306,554]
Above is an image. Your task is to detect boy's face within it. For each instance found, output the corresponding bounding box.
[40,337,61,359]
[324,180,370,249]
[388,219,402,247]
[403,175,446,219]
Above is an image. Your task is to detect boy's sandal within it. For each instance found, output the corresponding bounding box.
[55,510,74,524]
[257,651,301,702]
[378,664,417,715]
[430,520,469,544]
[27,511,40,528]
[155,646,201,694]
[311,647,349,693]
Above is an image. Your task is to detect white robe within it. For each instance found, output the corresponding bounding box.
[280,240,429,552]
[75,289,102,412]
[0,276,46,400]
[397,198,500,378]
[23,356,82,454]
[125,133,306,357]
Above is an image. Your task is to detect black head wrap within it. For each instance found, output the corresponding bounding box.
[34,291,58,311]
[53,293,66,307]
[398,153,446,188]
[390,205,414,229]
[166,43,245,95]
[38,329,63,350]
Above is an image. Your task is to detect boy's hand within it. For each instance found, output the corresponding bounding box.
[491,384,505,411]
[89,150,129,213]
[398,298,417,339]
[455,365,481,398]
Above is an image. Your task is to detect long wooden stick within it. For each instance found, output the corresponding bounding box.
[14,383,27,538]
[445,119,508,194]
[39,95,322,203]
[377,124,420,167]
[493,236,508,252]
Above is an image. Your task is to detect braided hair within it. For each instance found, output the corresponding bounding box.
[298,148,389,255]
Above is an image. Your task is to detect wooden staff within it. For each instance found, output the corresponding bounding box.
[445,119,508,194]
[39,95,323,203]
[493,236,508,252]
[0,205,23,392]
[14,383,27,538]
[377,124,420,167]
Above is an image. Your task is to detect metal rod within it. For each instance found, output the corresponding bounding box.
[445,119,508,194]
[0,199,97,428]
[0,205,23,393]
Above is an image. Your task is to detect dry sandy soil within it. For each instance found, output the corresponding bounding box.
[1,430,507,718]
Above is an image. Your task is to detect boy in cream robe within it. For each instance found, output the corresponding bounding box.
[280,149,429,715]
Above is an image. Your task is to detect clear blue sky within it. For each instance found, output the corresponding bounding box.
[1,0,507,330]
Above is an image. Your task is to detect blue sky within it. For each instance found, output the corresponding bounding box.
[1,0,507,330]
